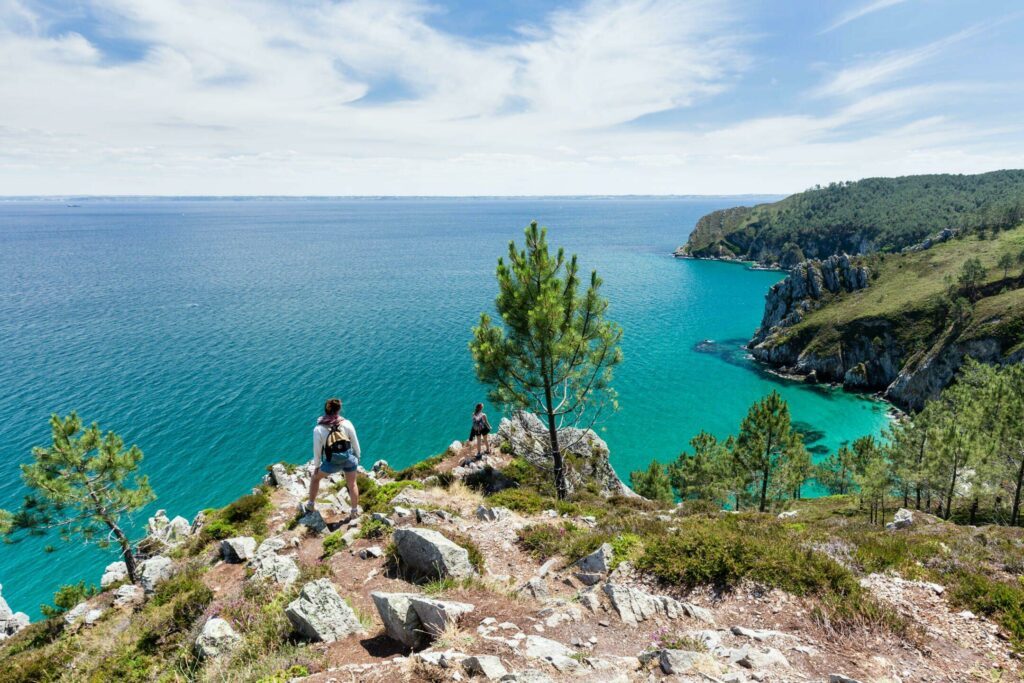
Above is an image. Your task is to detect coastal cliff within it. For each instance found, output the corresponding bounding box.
[747,226,1024,409]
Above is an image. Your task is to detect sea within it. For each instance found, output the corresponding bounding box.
[0,197,890,617]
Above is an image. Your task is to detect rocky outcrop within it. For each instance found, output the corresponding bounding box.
[392,528,474,580]
[751,254,870,346]
[100,561,129,588]
[220,537,257,563]
[139,555,175,593]
[285,579,363,642]
[497,411,636,498]
[195,618,242,658]
[0,585,30,641]
[143,510,192,550]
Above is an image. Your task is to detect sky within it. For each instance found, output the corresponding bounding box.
[1,0,1022,196]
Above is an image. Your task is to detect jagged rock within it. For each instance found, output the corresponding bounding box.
[64,602,90,626]
[732,646,789,669]
[360,546,384,559]
[269,463,307,498]
[255,537,287,557]
[297,509,327,533]
[392,528,474,580]
[101,561,129,588]
[523,635,574,660]
[372,592,425,648]
[777,510,798,519]
[285,579,363,642]
[410,596,475,636]
[220,536,257,563]
[447,440,463,454]
[496,411,637,497]
[372,459,391,475]
[195,617,242,658]
[519,577,548,599]
[475,505,511,522]
[113,584,144,607]
[84,608,105,625]
[888,508,913,530]
[576,543,613,574]
[731,625,782,641]
[144,510,192,549]
[0,586,28,638]
[371,512,396,527]
[577,587,601,612]
[659,649,703,674]
[463,655,508,680]
[830,675,865,683]
[499,670,554,683]
[139,555,174,593]
[602,582,714,626]
[251,554,300,586]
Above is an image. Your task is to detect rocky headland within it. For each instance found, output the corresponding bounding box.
[2,412,1022,682]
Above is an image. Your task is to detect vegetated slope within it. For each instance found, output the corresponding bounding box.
[679,170,1024,265]
[1,431,1022,683]
[749,225,1024,409]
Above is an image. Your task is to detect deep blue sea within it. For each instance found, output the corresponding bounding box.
[0,197,889,617]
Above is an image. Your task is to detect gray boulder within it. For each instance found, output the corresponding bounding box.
[576,543,613,574]
[499,671,554,683]
[220,536,257,563]
[463,655,508,680]
[139,555,175,593]
[475,505,511,522]
[0,588,30,640]
[251,554,300,586]
[371,592,425,648]
[409,596,474,636]
[285,579,363,642]
[392,528,474,580]
[63,602,90,626]
[518,576,548,599]
[523,635,574,660]
[100,561,129,588]
[113,584,144,608]
[297,509,327,533]
[195,617,242,658]
[602,582,713,626]
[659,649,702,674]
[888,508,914,531]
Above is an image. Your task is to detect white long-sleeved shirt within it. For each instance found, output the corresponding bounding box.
[312,419,361,468]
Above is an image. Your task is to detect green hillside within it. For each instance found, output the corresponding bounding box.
[682,170,1024,265]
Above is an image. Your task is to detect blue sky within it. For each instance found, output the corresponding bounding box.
[0,0,1022,195]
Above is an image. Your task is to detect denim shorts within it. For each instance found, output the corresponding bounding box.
[321,450,359,474]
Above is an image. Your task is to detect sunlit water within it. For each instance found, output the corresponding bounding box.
[0,198,889,616]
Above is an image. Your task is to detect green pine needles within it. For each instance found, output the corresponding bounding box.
[1,413,155,582]
[470,221,623,499]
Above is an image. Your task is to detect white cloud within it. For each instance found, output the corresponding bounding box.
[822,0,912,34]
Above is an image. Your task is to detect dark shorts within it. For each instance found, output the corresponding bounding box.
[470,426,490,438]
[321,450,359,474]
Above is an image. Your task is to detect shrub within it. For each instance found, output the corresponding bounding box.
[257,665,311,683]
[361,480,423,514]
[221,491,271,524]
[488,487,551,514]
[202,518,239,541]
[321,531,347,558]
[949,572,1024,651]
[358,517,394,540]
[608,533,644,570]
[518,522,608,564]
[40,581,98,617]
[395,454,445,481]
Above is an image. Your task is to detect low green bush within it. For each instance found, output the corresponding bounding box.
[360,480,423,514]
[949,572,1024,651]
[257,665,311,683]
[395,453,445,481]
[517,522,608,564]
[321,531,346,558]
[358,517,394,540]
[40,581,98,618]
[487,487,552,514]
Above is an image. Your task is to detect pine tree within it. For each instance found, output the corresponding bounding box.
[0,413,155,582]
[668,431,731,503]
[816,445,856,495]
[630,461,673,503]
[470,222,623,499]
[998,252,1015,280]
[732,392,806,512]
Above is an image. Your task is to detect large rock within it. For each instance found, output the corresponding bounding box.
[139,556,175,593]
[410,596,474,636]
[113,584,144,608]
[887,508,913,531]
[0,587,29,640]
[659,649,703,675]
[285,579,363,642]
[220,537,257,563]
[576,543,613,574]
[499,671,554,683]
[602,583,713,626]
[144,510,192,548]
[100,561,129,588]
[195,617,242,658]
[371,592,425,648]
[251,554,300,586]
[496,411,637,497]
[463,655,508,680]
[392,528,474,580]
[297,509,328,533]
[63,602,90,626]
[269,463,308,499]
[523,635,574,661]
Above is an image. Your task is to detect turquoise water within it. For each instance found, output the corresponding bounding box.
[0,198,889,617]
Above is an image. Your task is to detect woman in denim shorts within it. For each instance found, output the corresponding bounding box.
[307,397,362,520]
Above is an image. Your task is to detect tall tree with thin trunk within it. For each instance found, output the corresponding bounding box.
[470,222,623,499]
[0,413,155,582]
[732,391,806,513]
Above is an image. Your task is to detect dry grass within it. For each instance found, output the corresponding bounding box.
[426,479,484,510]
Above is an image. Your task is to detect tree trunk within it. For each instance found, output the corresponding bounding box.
[106,518,138,583]
[542,380,567,500]
[759,470,769,513]
[945,464,959,520]
[1011,452,1024,526]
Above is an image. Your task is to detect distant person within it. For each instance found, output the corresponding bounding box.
[306,397,361,520]
[469,403,492,457]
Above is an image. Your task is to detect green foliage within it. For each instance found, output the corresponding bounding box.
[668,431,734,504]
[949,572,1024,650]
[321,531,346,558]
[608,533,643,570]
[517,522,608,564]
[394,453,445,481]
[487,487,552,514]
[257,665,311,683]
[470,221,623,498]
[190,489,272,551]
[629,461,673,503]
[444,530,486,573]
[733,391,808,512]
[40,581,98,618]
[359,479,423,514]
[685,170,1024,260]
[357,517,393,540]
[1,413,156,582]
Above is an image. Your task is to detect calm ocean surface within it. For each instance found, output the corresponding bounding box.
[0,198,889,617]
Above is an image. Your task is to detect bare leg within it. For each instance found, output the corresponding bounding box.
[476,434,482,456]
[484,434,490,454]
[345,471,359,517]
[307,470,325,510]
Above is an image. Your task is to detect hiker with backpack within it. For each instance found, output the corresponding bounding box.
[469,403,491,458]
[307,397,361,520]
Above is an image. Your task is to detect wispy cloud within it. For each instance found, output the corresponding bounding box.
[822,0,912,33]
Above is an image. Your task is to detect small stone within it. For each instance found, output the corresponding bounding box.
[371,512,396,527]
[829,675,865,683]
[113,584,144,607]
[195,617,242,658]
[463,655,508,680]
[360,546,384,559]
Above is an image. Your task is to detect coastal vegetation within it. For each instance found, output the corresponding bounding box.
[0,413,155,583]
[681,170,1024,263]
[470,221,623,499]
